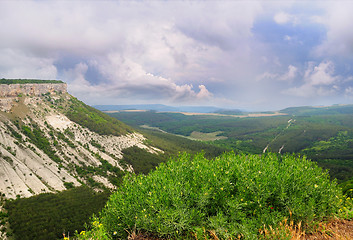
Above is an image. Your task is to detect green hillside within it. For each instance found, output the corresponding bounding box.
[280,104,353,116]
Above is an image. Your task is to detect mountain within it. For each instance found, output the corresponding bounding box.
[0,80,161,199]
[93,104,224,113]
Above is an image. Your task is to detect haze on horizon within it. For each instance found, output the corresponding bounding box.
[0,0,353,111]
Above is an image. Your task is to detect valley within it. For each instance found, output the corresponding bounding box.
[108,105,353,183]
[1,80,352,240]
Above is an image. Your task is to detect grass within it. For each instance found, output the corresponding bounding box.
[189,131,228,141]
[76,152,347,240]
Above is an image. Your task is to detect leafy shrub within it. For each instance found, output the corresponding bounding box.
[78,152,342,239]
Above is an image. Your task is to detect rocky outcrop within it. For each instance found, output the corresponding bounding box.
[0,83,67,97]
[0,92,161,199]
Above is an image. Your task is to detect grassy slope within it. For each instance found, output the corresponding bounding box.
[63,96,134,136]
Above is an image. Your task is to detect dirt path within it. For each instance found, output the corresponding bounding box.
[129,220,353,240]
[303,220,353,240]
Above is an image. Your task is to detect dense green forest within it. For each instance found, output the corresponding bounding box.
[108,107,353,182]
[4,187,110,240]
[0,79,64,84]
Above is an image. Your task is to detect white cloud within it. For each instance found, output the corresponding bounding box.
[345,87,353,98]
[304,61,337,86]
[280,65,297,81]
[283,61,341,97]
[314,2,353,57]
[0,49,57,79]
[64,57,214,105]
[274,11,298,25]
[257,65,297,82]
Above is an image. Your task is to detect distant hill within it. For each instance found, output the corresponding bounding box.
[93,104,225,113]
[280,104,353,116]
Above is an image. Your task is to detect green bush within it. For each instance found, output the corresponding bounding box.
[78,152,342,239]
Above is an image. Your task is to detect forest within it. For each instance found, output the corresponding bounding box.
[4,187,110,240]
[108,105,353,183]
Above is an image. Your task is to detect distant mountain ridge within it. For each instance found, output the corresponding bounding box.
[95,104,353,115]
[94,104,233,113]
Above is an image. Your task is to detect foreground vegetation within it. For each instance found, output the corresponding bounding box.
[76,152,351,240]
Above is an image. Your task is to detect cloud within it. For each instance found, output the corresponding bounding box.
[304,61,337,86]
[314,2,353,57]
[280,65,298,81]
[274,12,298,25]
[64,58,213,105]
[283,61,341,97]
[344,87,353,100]
[0,49,57,79]
[257,65,297,82]
[1,1,353,110]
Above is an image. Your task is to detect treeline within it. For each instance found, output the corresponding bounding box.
[4,187,110,240]
[0,79,64,84]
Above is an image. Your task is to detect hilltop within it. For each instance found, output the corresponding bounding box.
[0,80,161,199]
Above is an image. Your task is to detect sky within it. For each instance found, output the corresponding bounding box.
[1,1,353,111]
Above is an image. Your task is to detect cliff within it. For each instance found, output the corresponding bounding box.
[0,90,160,199]
[0,83,67,97]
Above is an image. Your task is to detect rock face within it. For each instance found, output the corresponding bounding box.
[0,88,161,199]
[0,83,67,97]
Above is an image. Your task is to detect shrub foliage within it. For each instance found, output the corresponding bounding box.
[78,152,342,239]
